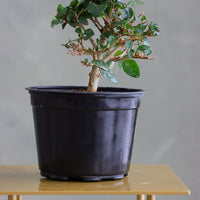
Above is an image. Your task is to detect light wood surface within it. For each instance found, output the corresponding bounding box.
[0,165,190,195]
[137,195,145,200]
[147,195,156,200]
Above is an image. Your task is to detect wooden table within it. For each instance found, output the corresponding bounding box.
[0,165,190,200]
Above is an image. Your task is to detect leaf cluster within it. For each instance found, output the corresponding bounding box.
[51,0,159,83]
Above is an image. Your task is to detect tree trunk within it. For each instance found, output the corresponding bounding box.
[87,38,107,92]
[87,66,101,92]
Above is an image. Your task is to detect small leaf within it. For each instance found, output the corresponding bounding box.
[82,28,94,40]
[57,4,63,13]
[122,7,134,20]
[75,27,82,34]
[69,20,78,28]
[122,60,140,78]
[78,12,92,25]
[100,68,118,83]
[93,60,107,70]
[137,45,152,55]
[141,15,147,22]
[66,10,74,22]
[148,22,159,36]
[126,41,133,50]
[107,35,117,45]
[87,2,107,17]
[114,50,123,56]
[126,41,133,58]
[126,23,134,30]
[62,22,67,29]
[104,6,112,17]
[116,61,123,72]
[111,21,123,28]
[84,58,88,63]
[105,60,115,69]
[134,24,146,35]
[51,18,60,28]
[101,31,114,38]
[127,0,144,7]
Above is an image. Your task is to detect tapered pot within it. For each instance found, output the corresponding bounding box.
[27,86,144,181]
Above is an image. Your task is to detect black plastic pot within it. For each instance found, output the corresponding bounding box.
[27,86,144,181]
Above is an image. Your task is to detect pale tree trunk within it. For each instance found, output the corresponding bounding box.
[87,37,107,92]
[87,53,102,92]
[87,65,101,92]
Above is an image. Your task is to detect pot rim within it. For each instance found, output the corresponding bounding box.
[26,86,145,96]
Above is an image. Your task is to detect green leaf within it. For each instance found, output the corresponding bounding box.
[122,60,140,78]
[104,6,112,17]
[101,31,114,38]
[78,12,92,25]
[134,24,146,35]
[87,2,107,17]
[122,7,134,20]
[93,60,107,70]
[137,45,152,55]
[57,4,63,13]
[143,37,150,46]
[51,18,60,28]
[141,15,147,22]
[148,22,159,36]
[111,1,127,9]
[82,29,94,40]
[114,50,123,56]
[107,35,117,46]
[84,58,88,63]
[70,0,78,8]
[66,10,74,22]
[116,61,123,72]
[62,22,67,29]
[126,40,133,50]
[69,20,78,28]
[127,0,144,7]
[137,45,150,51]
[111,21,123,28]
[100,68,118,83]
[105,60,115,69]
[126,23,134,30]
[126,41,133,58]
[75,27,82,34]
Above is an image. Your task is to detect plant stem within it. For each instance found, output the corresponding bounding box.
[87,65,101,92]
[87,39,105,92]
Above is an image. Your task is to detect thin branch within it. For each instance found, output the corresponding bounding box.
[102,16,110,25]
[78,23,97,50]
[103,42,125,62]
[96,37,121,54]
[90,18,102,32]
[111,54,153,62]
[95,17,103,29]
[80,38,92,54]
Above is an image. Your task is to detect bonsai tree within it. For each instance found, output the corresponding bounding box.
[51,0,159,92]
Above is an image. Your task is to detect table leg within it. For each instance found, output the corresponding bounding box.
[137,195,145,200]
[147,195,156,200]
[17,195,22,200]
[8,195,16,200]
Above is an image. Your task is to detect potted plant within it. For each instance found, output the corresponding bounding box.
[27,0,159,181]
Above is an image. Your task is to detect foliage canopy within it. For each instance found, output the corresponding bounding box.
[52,0,159,84]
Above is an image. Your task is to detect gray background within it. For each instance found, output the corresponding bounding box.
[0,0,199,199]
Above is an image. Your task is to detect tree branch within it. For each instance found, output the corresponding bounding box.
[90,18,102,32]
[103,42,125,62]
[95,17,103,29]
[96,38,121,54]
[78,23,97,50]
[111,54,153,62]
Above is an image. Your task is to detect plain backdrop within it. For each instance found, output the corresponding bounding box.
[0,0,199,199]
